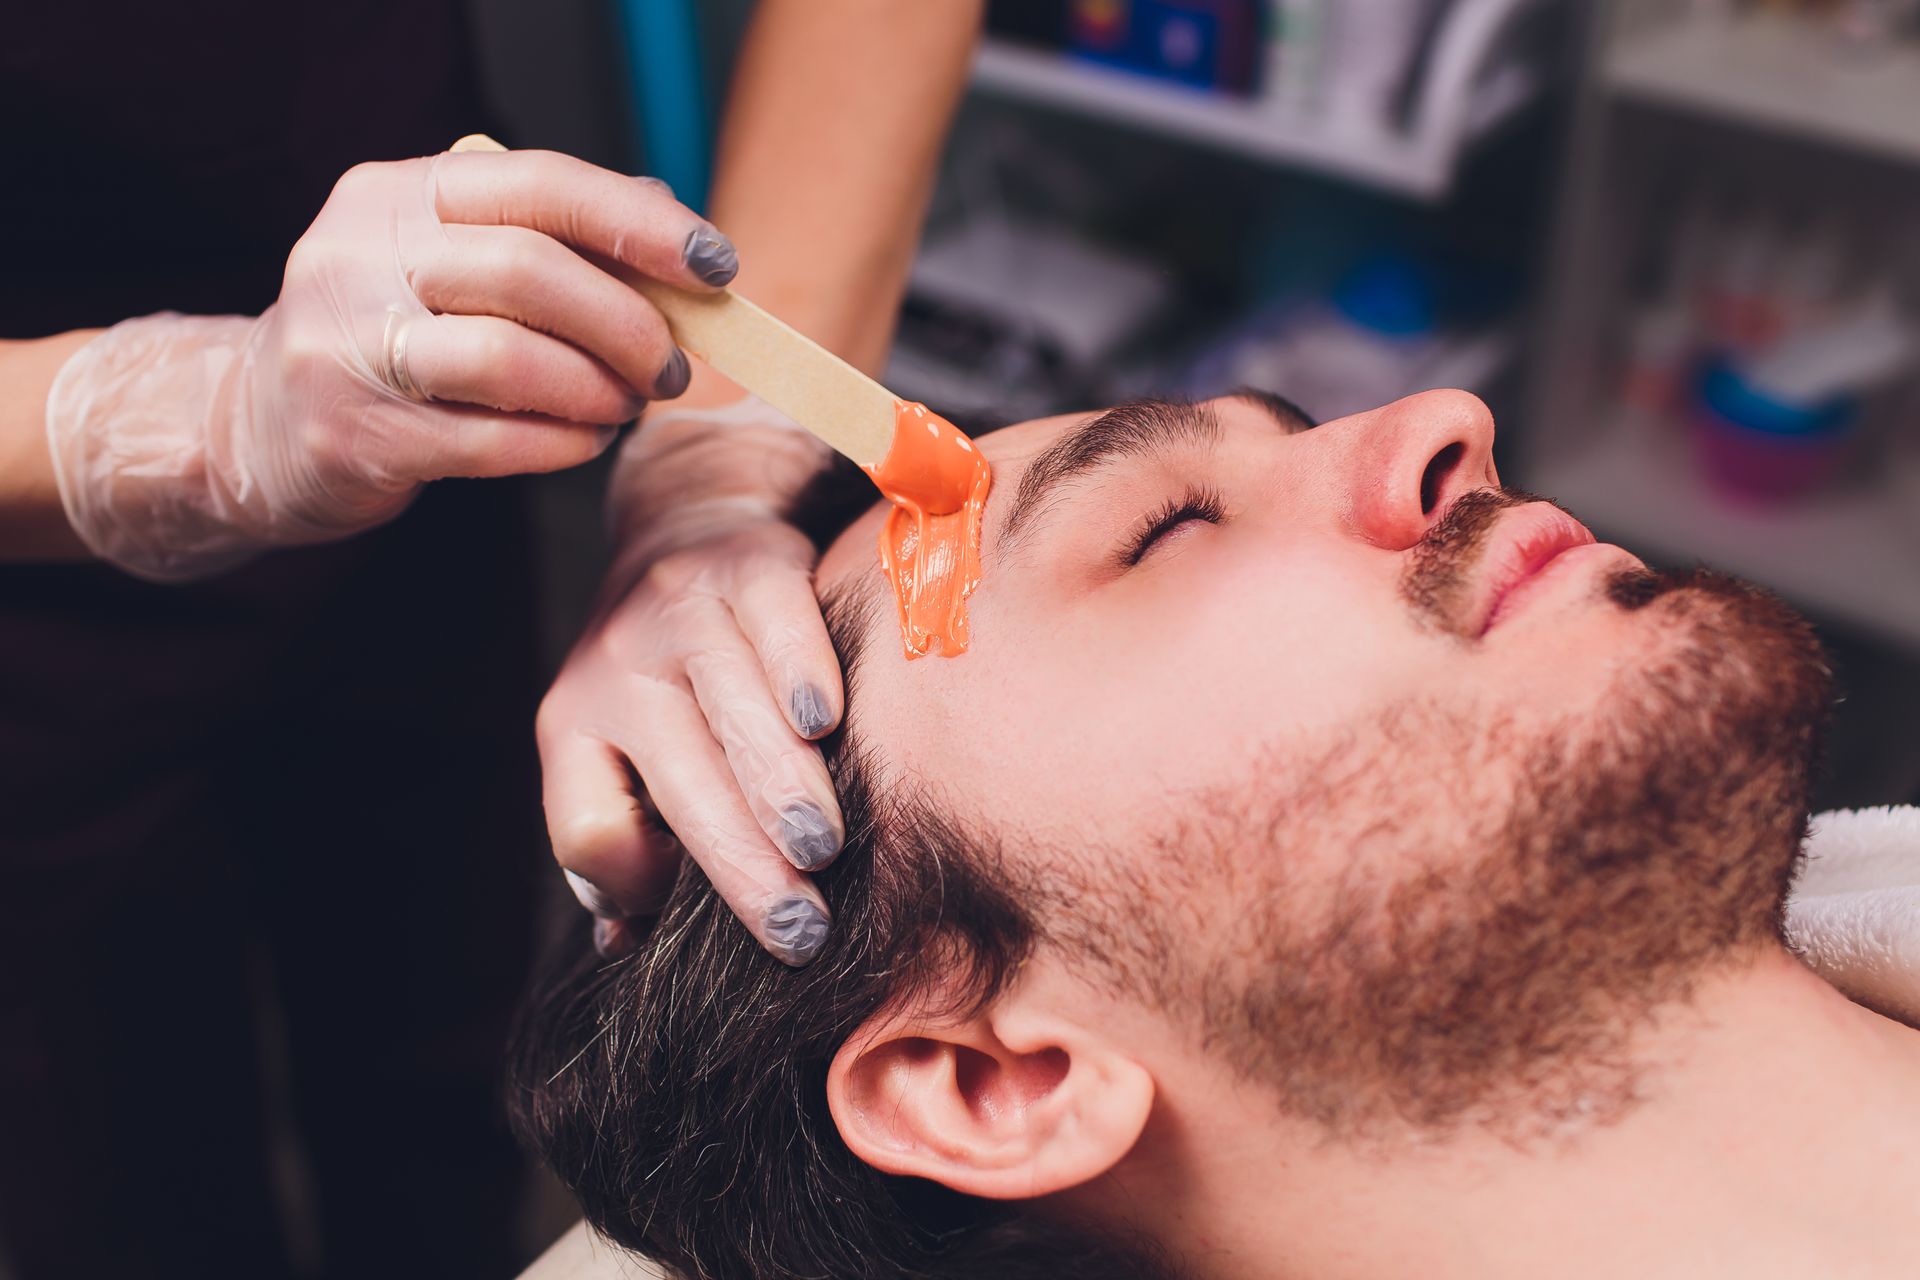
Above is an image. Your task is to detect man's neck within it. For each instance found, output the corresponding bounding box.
[1122,950,1920,1280]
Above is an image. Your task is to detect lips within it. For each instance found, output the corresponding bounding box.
[1472,503,1598,636]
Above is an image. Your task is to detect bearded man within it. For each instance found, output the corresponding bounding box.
[513,390,1919,1280]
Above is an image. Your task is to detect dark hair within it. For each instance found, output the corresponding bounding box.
[509,462,1174,1280]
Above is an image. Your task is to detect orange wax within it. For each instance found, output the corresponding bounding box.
[863,401,993,659]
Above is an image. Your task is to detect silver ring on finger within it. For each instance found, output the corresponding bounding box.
[564,869,624,920]
[377,310,430,402]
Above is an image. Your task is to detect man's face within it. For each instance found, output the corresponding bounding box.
[822,391,1648,855]
[817,390,1829,1134]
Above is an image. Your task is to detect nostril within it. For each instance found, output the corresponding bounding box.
[1420,442,1465,515]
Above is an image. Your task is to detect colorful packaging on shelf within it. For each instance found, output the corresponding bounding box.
[1067,0,1262,93]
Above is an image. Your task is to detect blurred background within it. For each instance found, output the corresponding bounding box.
[517,0,1920,815]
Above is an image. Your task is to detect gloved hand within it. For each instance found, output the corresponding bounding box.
[538,394,846,966]
[45,146,739,581]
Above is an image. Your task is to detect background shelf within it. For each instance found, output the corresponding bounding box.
[1606,14,1920,167]
[1535,413,1920,648]
[969,19,1541,201]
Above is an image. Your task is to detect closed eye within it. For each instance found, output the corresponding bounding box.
[1122,485,1227,567]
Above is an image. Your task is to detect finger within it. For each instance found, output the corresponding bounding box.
[413,224,688,400]
[539,718,676,914]
[609,681,832,966]
[729,552,846,740]
[431,149,738,290]
[400,311,642,425]
[374,397,616,481]
[680,618,844,872]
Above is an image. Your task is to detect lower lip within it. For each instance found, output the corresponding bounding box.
[1483,543,1614,633]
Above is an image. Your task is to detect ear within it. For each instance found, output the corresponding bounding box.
[826,988,1155,1201]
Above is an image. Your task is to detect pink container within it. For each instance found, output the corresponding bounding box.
[1687,356,1856,506]
[1689,407,1852,505]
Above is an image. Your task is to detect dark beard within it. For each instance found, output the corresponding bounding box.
[1332,567,1831,1137]
[1054,562,1834,1144]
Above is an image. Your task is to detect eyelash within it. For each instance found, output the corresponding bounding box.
[1122,485,1227,566]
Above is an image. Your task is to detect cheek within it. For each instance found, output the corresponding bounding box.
[882,540,1444,840]
[1476,605,1675,728]
[853,537,1679,857]
[1088,553,1418,749]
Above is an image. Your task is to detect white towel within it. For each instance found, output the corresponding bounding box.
[1787,805,1920,1029]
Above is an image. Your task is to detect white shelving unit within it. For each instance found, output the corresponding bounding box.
[1522,2,1920,651]
[1536,415,1920,648]
[1606,14,1920,167]
[969,0,1548,201]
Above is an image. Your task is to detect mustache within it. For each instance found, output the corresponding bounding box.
[1400,492,1779,640]
[1399,487,1542,637]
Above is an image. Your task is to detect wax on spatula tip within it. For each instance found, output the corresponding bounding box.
[624,274,991,661]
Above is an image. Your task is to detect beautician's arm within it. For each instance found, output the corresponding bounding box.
[3,148,742,582]
[538,0,985,962]
[0,332,99,558]
[705,0,982,376]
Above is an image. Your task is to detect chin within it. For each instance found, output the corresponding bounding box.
[1600,565,1833,799]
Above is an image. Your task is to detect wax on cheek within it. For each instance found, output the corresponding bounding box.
[863,401,994,659]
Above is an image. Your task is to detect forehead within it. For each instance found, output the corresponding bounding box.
[816,396,1275,593]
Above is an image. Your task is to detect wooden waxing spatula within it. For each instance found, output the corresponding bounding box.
[449,134,990,658]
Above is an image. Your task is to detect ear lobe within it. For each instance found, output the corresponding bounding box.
[827,1005,1154,1201]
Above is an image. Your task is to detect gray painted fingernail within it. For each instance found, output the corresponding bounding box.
[763,896,830,966]
[655,347,691,399]
[790,684,833,739]
[683,227,739,286]
[779,803,841,870]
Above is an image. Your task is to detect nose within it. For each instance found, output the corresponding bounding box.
[1334,389,1498,550]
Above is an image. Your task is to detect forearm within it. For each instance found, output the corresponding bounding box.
[705,0,984,379]
[0,332,100,559]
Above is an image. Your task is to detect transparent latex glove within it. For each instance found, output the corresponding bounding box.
[45,147,740,581]
[537,395,847,965]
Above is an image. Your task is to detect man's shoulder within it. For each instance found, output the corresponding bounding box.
[519,1221,670,1280]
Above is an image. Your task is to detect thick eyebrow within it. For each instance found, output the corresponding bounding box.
[996,391,1313,550]
[1229,386,1317,434]
[998,399,1218,550]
